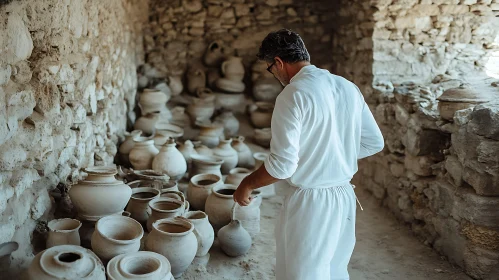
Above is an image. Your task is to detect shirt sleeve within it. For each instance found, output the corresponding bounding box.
[264,93,302,179]
[358,101,385,159]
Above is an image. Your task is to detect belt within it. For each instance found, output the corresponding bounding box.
[351,184,364,211]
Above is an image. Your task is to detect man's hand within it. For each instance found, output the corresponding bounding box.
[233,178,254,206]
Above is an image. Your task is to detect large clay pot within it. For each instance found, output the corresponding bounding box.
[215,77,245,93]
[178,140,197,171]
[253,152,276,198]
[215,93,245,111]
[254,127,272,148]
[214,111,239,137]
[249,102,274,128]
[193,141,213,156]
[231,136,254,168]
[27,245,106,280]
[204,184,237,233]
[186,98,215,124]
[134,112,162,136]
[155,123,184,140]
[168,75,183,96]
[190,154,224,179]
[139,89,169,115]
[129,139,159,170]
[212,139,238,175]
[170,106,190,127]
[126,187,160,227]
[91,216,143,263]
[152,138,187,181]
[196,122,224,148]
[221,56,245,82]
[187,174,222,211]
[145,217,198,278]
[119,130,142,165]
[437,86,491,121]
[69,167,132,221]
[252,77,283,102]
[46,219,82,248]
[225,168,251,186]
[218,219,252,257]
[187,68,206,94]
[185,211,214,257]
[235,189,262,237]
[106,251,173,280]
[147,195,186,232]
[203,41,225,67]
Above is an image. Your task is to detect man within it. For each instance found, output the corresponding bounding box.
[233,29,385,280]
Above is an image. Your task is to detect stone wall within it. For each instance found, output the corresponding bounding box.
[143,0,335,88]
[0,0,148,270]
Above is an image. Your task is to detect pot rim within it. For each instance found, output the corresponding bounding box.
[229,167,251,176]
[95,216,144,245]
[152,217,194,237]
[191,154,224,165]
[48,218,82,233]
[148,197,184,213]
[253,152,269,161]
[107,251,171,279]
[212,184,237,198]
[84,166,117,176]
[130,187,160,201]
[190,173,221,189]
[133,139,155,145]
[0,242,19,257]
[185,210,208,221]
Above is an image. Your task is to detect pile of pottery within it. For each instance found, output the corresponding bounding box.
[251,60,283,103]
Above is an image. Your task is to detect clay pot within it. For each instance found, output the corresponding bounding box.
[203,41,225,67]
[251,60,274,81]
[236,189,262,237]
[134,112,162,136]
[168,75,183,96]
[147,196,186,232]
[207,68,221,88]
[190,154,224,179]
[221,56,244,82]
[249,102,274,128]
[126,187,160,227]
[186,97,215,124]
[215,77,245,93]
[69,166,132,221]
[231,136,254,169]
[129,139,159,170]
[91,216,143,263]
[145,217,198,278]
[46,218,82,248]
[106,251,173,280]
[187,174,223,211]
[27,245,106,280]
[204,184,237,232]
[170,106,190,127]
[193,141,213,156]
[152,138,187,181]
[119,130,142,165]
[214,111,239,137]
[212,139,238,175]
[253,153,275,198]
[155,123,184,140]
[215,93,245,110]
[178,140,197,170]
[0,242,18,274]
[187,68,206,94]
[128,169,170,184]
[196,122,224,148]
[254,128,272,148]
[437,86,491,121]
[185,211,214,257]
[225,168,251,186]
[139,89,169,115]
[218,219,252,257]
[253,77,283,102]
[160,181,180,193]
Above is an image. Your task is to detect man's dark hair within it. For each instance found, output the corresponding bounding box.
[256,29,310,64]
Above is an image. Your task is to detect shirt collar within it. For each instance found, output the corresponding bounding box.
[290,65,315,83]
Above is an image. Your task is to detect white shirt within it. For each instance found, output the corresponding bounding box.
[264,65,384,189]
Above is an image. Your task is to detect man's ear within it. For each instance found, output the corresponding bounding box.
[275,57,284,70]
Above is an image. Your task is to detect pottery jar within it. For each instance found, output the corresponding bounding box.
[437,86,491,121]
[128,169,170,184]
[231,136,254,169]
[106,251,173,280]
[254,127,272,148]
[203,41,225,67]
[187,97,215,124]
[145,217,198,278]
[139,89,169,115]
[119,130,142,165]
[251,60,274,81]
[249,102,274,128]
[152,138,187,181]
[221,56,244,82]
[178,140,197,170]
[46,218,82,248]
[155,123,184,140]
[218,219,252,257]
[207,68,221,88]
[159,180,180,193]
[234,189,262,237]
[215,93,245,111]
[214,111,239,137]
[187,174,222,211]
[212,139,238,175]
[185,211,214,257]
[225,168,251,186]
[125,187,160,227]
[0,242,18,274]
[190,154,224,179]
[91,216,143,263]
[204,184,237,233]
[252,77,283,102]
[168,75,183,96]
[129,139,159,170]
[193,141,213,156]
[215,77,245,93]
[170,106,190,127]
[196,122,224,148]
[69,166,132,221]
[134,112,162,136]
[147,196,186,232]
[187,68,206,94]
[27,245,106,280]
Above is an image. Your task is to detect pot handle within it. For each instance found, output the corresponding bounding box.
[221,60,227,76]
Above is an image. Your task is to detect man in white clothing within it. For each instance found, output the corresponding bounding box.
[233,29,385,280]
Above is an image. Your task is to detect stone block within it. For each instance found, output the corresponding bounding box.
[463,242,499,279]
[1,12,34,64]
[10,169,40,198]
[454,188,499,228]
[468,104,499,140]
[476,140,499,165]
[0,145,27,171]
[415,16,432,31]
[440,4,470,14]
[394,16,415,29]
[406,128,450,157]
[404,154,435,176]
[432,216,467,267]
[410,4,441,16]
[444,155,464,186]
[462,162,499,196]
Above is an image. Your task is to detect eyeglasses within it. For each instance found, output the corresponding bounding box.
[266,61,276,74]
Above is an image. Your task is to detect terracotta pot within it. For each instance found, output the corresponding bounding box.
[252,77,282,102]
[91,216,143,263]
[225,168,251,186]
[214,111,239,137]
[170,106,190,128]
[215,77,245,93]
[168,75,183,96]
[249,102,274,128]
[203,41,225,67]
[193,141,213,156]
[187,173,223,211]
[187,98,215,124]
[127,169,170,184]
[254,127,272,148]
[139,89,169,115]
[27,245,105,280]
[147,196,186,232]
[190,154,224,179]
[134,112,162,136]
[126,187,160,227]
[152,138,187,181]
[129,139,159,170]
[185,211,214,257]
[69,166,132,221]
[218,219,252,257]
[187,68,206,94]
[106,251,173,280]
[46,218,82,248]
[119,130,142,165]
[212,139,238,175]
[145,217,198,278]
[196,122,224,148]
[231,136,254,169]
[221,56,244,82]
[437,86,491,121]
[159,180,179,193]
[155,123,184,140]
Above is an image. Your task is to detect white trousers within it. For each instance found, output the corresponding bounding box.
[275,185,357,280]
